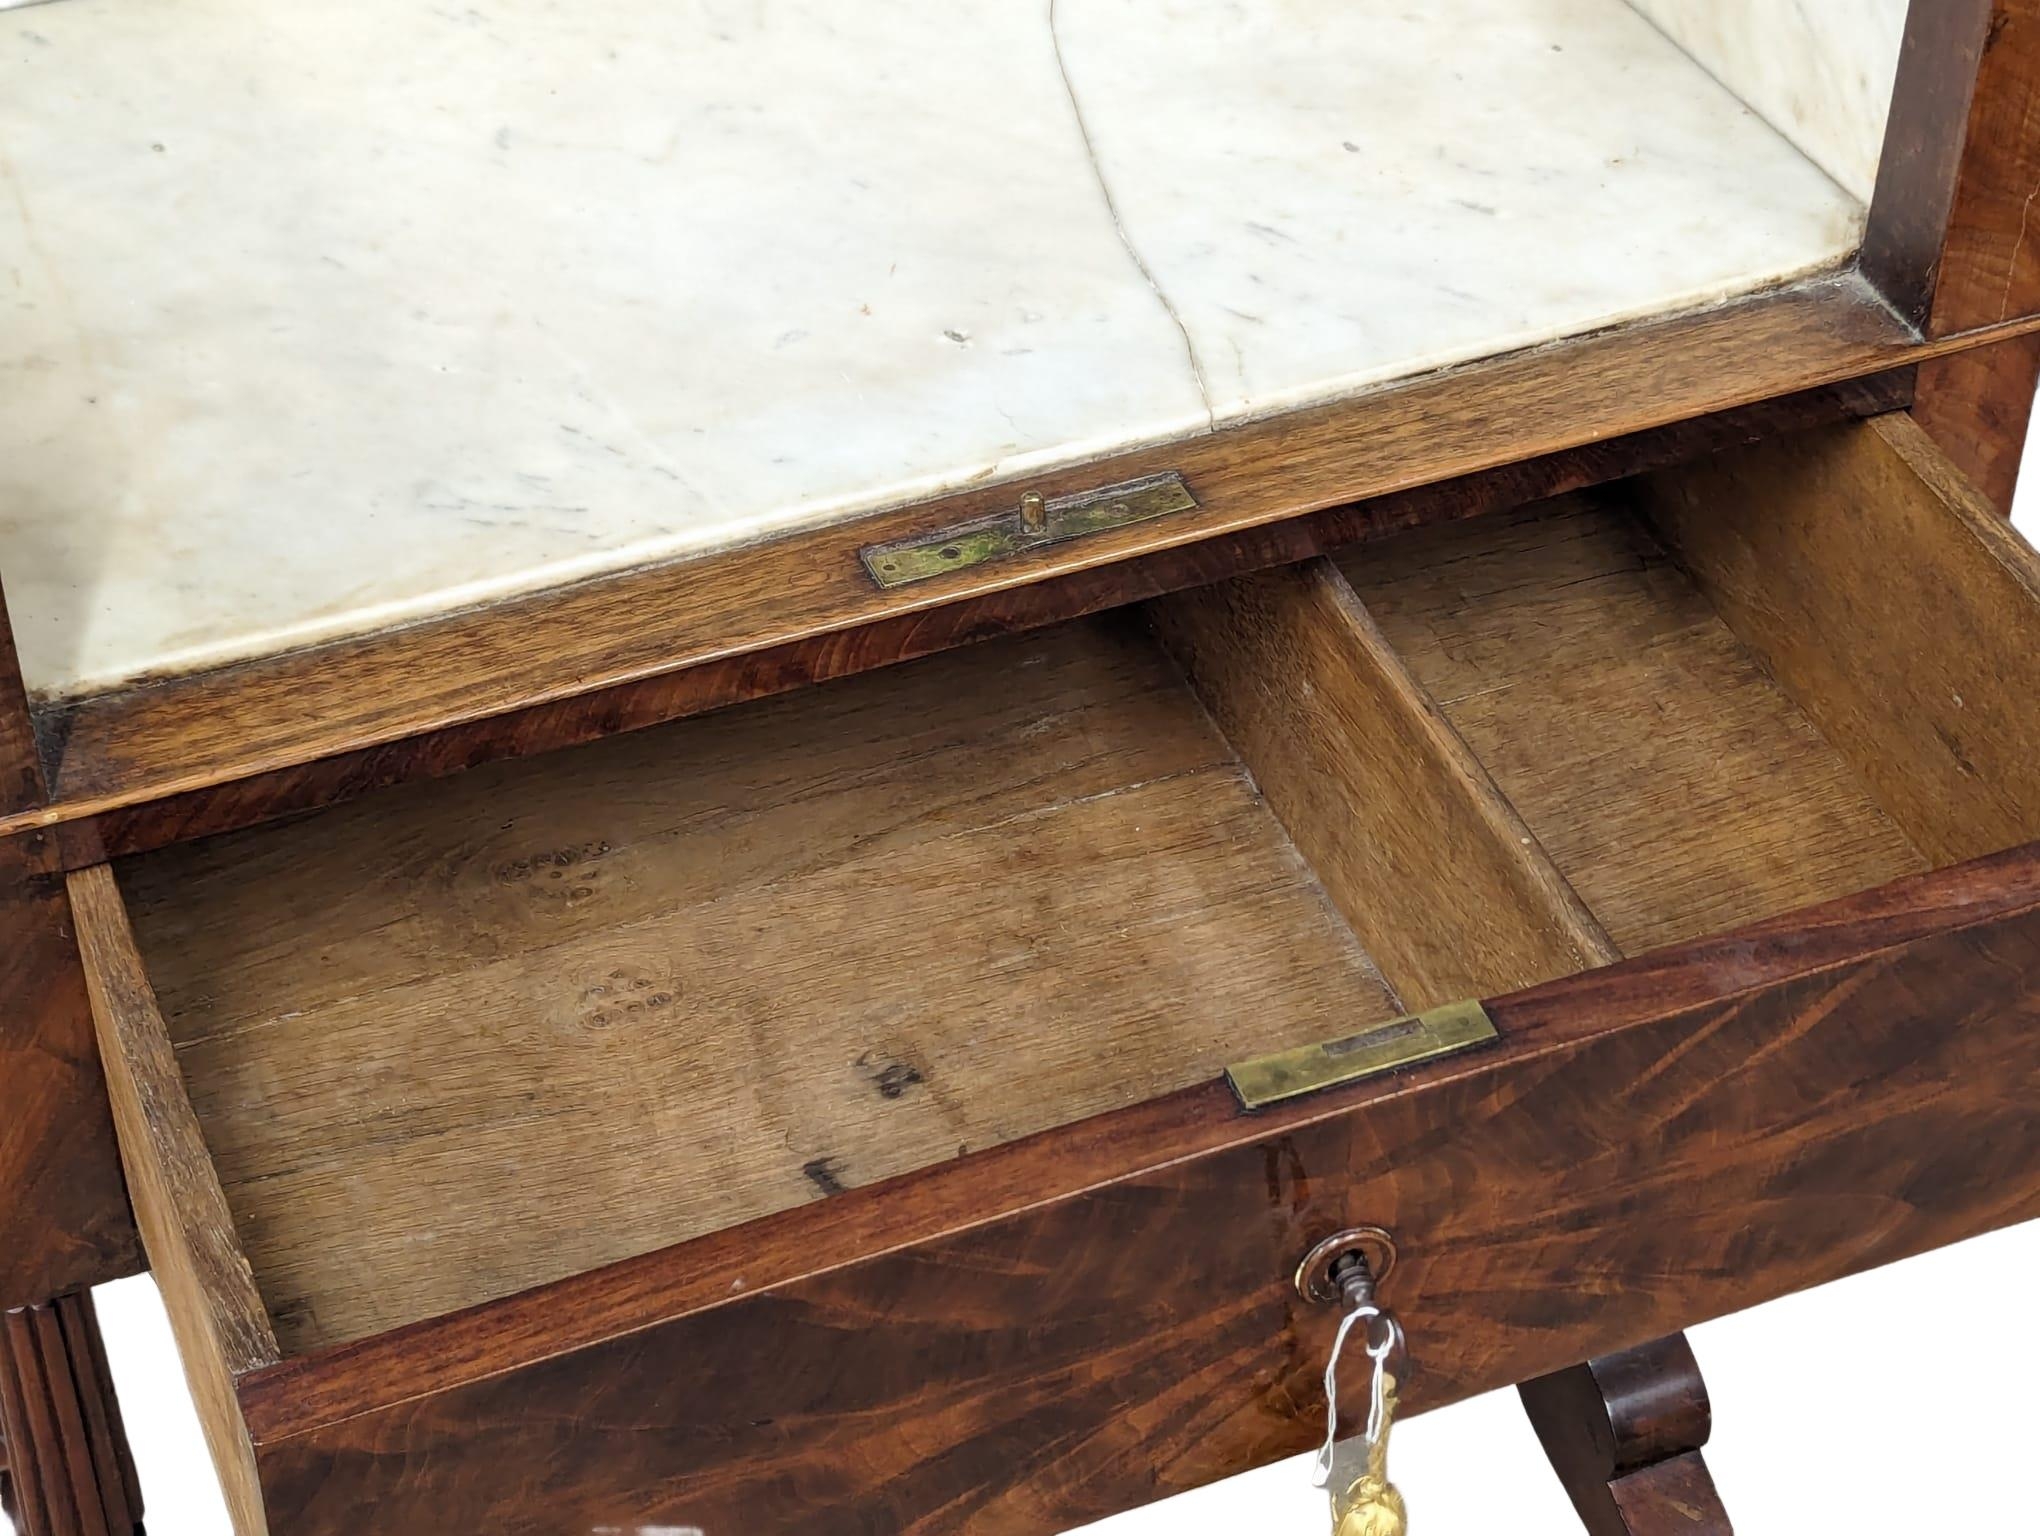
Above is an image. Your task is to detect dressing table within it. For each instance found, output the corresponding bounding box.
[4,3,2040,1533]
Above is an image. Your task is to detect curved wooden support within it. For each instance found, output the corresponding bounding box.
[0,1294,144,1536]
[1518,1331,1730,1536]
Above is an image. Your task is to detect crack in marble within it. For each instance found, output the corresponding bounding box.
[1047,0,1216,426]
[0,0,1878,697]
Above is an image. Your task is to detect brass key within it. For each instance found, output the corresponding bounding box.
[1331,1358,1405,1536]
[1313,1247,1409,1536]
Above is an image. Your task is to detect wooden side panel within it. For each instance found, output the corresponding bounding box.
[1342,498,1927,956]
[69,866,277,1536]
[0,583,44,820]
[1862,0,2040,334]
[0,837,140,1308]
[1639,414,2040,866]
[1860,0,1998,328]
[1912,333,2040,513]
[236,850,2040,1536]
[0,594,123,1308]
[1888,0,2040,516]
[1928,2,2040,334]
[1148,560,1617,1010]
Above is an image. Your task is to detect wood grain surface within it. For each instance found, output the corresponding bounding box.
[69,866,277,1536]
[1912,332,2040,511]
[1342,496,1929,954]
[0,836,140,1309]
[224,845,2040,1428]
[1897,0,2040,508]
[1924,2,2040,334]
[1520,1334,1729,1536]
[122,447,2019,1359]
[1860,0,1999,327]
[118,618,1397,1353]
[59,406,2040,1534]
[0,585,43,821]
[225,848,2040,1536]
[1641,414,2040,867]
[0,1295,142,1536]
[1149,559,1616,1009]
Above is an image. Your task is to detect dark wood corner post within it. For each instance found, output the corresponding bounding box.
[1865,0,2040,511]
[0,583,146,1534]
[0,1295,144,1536]
[1519,1332,1730,1536]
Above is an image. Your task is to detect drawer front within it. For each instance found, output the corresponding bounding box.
[230,851,2040,1536]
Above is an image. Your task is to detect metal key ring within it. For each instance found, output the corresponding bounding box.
[1313,1303,1404,1487]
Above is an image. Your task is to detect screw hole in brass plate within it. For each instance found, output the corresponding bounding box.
[1227,999,1498,1111]
[859,471,1197,588]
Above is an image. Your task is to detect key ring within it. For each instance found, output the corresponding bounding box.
[1313,1302,1405,1487]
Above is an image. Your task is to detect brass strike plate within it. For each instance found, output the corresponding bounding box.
[1225,1000,1499,1111]
[860,472,1196,588]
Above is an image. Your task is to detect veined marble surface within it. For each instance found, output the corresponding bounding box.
[1628,0,1909,203]
[3,0,1864,699]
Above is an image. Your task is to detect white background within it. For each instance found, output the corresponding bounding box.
[10,471,2037,1536]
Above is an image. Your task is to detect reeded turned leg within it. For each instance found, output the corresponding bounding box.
[0,1294,143,1536]
[1518,1331,1730,1536]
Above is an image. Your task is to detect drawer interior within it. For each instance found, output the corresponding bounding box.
[93,418,2040,1381]
[1343,498,1928,955]
[117,616,1401,1354]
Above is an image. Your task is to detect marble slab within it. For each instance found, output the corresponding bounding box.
[1,0,1866,699]
[1628,0,1909,203]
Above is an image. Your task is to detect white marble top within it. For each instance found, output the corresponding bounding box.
[1,0,1867,699]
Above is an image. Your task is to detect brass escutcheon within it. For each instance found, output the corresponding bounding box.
[1295,1227,1398,1307]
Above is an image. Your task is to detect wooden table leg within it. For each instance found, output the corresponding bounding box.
[0,1294,144,1536]
[1518,1331,1730,1536]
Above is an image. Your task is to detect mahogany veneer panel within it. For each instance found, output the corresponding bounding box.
[1923,1,2040,335]
[0,836,141,1308]
[1343,497,1928,955]
[1913,334,2040,511]
[118,617,1399,1353]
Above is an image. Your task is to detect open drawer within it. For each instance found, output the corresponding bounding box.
[72,416,2040,1536]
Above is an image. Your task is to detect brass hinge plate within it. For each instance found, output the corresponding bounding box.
[1225,1000,1500,1111]
[860,472,1197,588]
